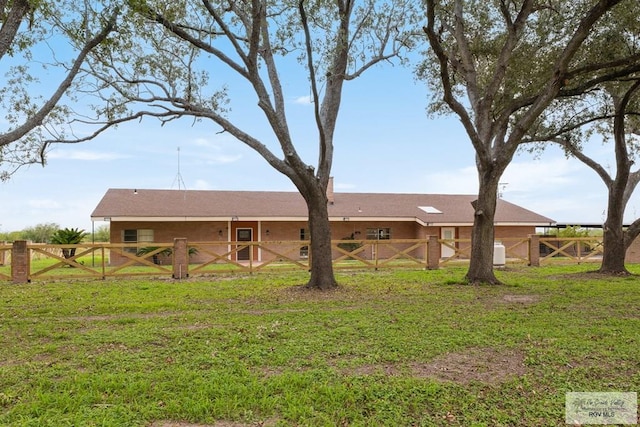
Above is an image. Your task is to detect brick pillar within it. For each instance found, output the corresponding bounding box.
[528,234,540,267]
[427,235,440,270]
[172,238,189,279]
[12,240,29,283]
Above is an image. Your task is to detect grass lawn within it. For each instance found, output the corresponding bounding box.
[0,264,638,426]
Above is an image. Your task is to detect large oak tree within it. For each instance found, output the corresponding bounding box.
[80,0,417,290]
[523,0,640,275]
[564,82,640,274]
[420,0,639,284]
[531,78,640,274]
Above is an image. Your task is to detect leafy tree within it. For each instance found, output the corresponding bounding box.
[75,0,417,290]
[50,227,88,259]
[90,224,111,242]
[0,230,22,242]
[557,226,591,238]
[538,80,640,274]
[22,222,60,243]
[420,0,640,284]
[523,2,640,275]
[0,1,118,179]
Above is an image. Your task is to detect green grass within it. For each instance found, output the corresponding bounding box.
[0,255,431,280]
[1,265,639,426]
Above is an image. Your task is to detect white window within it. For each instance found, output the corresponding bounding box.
[366,228,391,240]
[123,229,154,253]
[419,206,443,214]
[300,228,309,258]
[137,229,154,243]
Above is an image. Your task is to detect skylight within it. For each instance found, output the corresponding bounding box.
[419,206,443,214]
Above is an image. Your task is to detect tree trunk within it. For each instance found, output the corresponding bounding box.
[305,187,338,290]
[465,173,501,285]
[598,85,636,276]
[599,187,629,274]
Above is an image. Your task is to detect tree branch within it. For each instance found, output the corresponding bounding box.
[423,0,485,158]
[299,0,325,178]
[0,7,119,148]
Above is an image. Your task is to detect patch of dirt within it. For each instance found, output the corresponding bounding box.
[501,294,540,304]
[410,347,527,385]
[348,363,400,376]
[149,423,219,427]
[472,293,541,310]
[0,353,54,368]
[277,284,354,301]
[257,366,285,378]
[150,420,278,427]
[63,312,183,322]
[548,270,636,281]
[332,347,527,385]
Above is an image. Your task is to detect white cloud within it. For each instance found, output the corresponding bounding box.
[421,157,587,196]
[192,137,217,148]
[417,156,613,223]
[335,182,356,190]
[188,137,243,164]
[27,199,62,209]
[501,157,583,192]
[422,166,478,194]
[203,153,243,164]
[501,157,610,223]
[48,150,127,161]
[293,95,312,105]
[192,179,212,190]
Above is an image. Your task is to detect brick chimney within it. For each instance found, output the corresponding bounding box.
[327,176,335,205]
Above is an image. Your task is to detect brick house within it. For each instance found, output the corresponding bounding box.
[91,185,555,264]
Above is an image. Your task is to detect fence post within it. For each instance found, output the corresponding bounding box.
[12,240,29,283]
[172,238,189,279]
[528,234,540,267]
[427,235,440,270]
[0,241,5,265]
[374,240,379,270]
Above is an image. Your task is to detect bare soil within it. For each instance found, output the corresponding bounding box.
[410,347,527,385]
[338,346,527,385]
[501,294,540,304]
[150,420,278,427]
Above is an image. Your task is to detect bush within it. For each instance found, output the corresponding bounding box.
[50,228,89,260]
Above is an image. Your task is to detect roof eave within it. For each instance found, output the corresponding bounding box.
[91,216,555,227]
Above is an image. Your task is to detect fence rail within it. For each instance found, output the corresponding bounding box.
[538,236,604,263]
[0,235,606,283]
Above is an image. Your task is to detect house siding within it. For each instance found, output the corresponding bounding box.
[107,220,536,265]
[444,225,534,259]
[495,226,535,259]
[109,221,229,265]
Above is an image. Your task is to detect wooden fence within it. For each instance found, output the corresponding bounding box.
[0,242,10,281]
[0,235,606,283]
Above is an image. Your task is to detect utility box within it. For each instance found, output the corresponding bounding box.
[493,241,506,266]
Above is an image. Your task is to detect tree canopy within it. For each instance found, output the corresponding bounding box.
[420,0,640,284]
[0,0,118,180]
[75,0,418,289]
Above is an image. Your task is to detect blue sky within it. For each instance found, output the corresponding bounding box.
[0,50,629,233]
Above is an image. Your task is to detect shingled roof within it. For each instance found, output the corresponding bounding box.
[91,188,555,226]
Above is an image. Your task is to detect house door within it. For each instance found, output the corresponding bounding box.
[441,227,456,258]
[237,228,252,261]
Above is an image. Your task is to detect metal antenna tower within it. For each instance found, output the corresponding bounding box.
[171,147,187,190]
